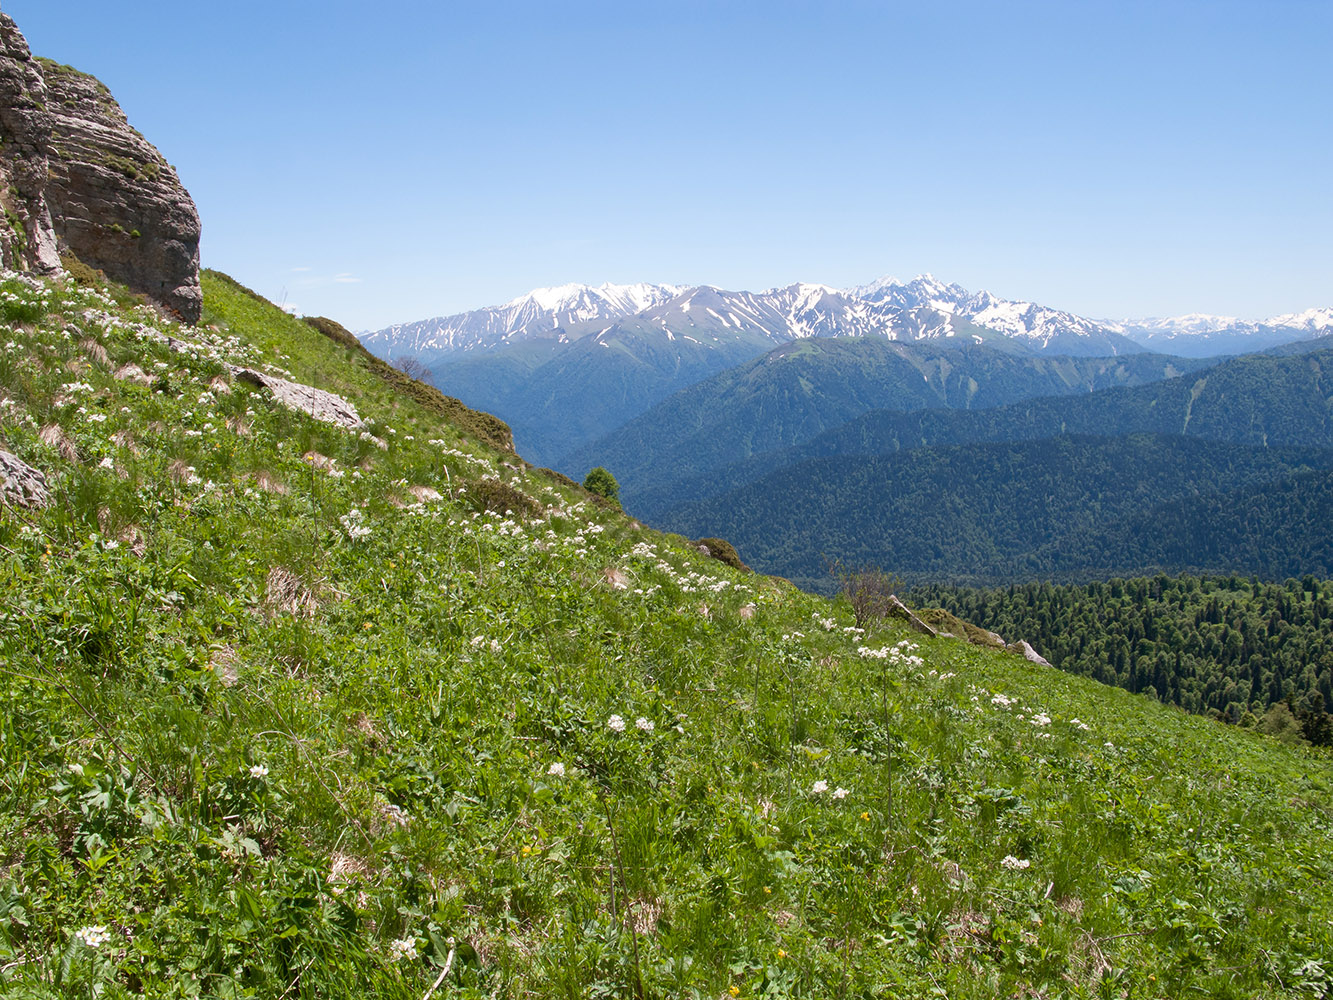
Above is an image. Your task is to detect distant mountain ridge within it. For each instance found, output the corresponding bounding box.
[364,274,1331,362]
[633,344,1333,588]
[567,337,1213,505]
[1110,308,1333,357]
[361,275,1331,465]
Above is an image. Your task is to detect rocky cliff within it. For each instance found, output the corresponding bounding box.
[0,13,201,323]
[0,13,60,274]
[39,58,201,323]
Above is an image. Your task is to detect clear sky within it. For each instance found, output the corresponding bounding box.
[6,1,1330,330]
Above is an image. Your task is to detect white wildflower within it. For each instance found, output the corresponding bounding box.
[832,787,850,800]
[1001,855,1030,870]
[98,456,114,469]
[547,762,566,777]
[75,925,112,949]
[248,764,269,779]
[607,714,626,733]
[389,936,419,962]
[635,717,654,732]
[340,509,372,541]
[811,779,829,795]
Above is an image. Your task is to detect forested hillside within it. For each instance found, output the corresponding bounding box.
[657,434,1333,589]
[573,338,1207,509]
[626,343,1333,522]
[913,574,1333,744]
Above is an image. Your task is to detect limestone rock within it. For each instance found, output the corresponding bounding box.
[1,448,49,508]
[886,595,937,637]
[0,14,200,320]
[1006,640,1052,668]
[232,367,363,430]
[39,58,201,322]
[0,14,60,273]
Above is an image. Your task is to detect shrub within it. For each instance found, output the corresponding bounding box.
[468,477,539,518]
[536,467,580,490]
[582,467,620,507]
[1257,702,1306,745]
[695,537,749,573]
[302,315,361,350]
[61,252,105,289]
[832,562,904,628]
[393,354,434,384]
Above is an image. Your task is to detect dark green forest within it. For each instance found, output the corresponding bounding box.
[622,342,1333,521]
[569,336,1208,506]
[659,433,1333,589]
[912,573,1333,745]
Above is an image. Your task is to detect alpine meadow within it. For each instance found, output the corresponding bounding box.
[2,3,1333,999]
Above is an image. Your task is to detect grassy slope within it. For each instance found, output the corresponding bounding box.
[0,270,1331,998]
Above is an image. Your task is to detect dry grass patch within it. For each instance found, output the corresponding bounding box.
[263,566,319,619]
[38,423,77,462]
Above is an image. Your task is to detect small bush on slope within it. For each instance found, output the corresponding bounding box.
[0,270,1330,998]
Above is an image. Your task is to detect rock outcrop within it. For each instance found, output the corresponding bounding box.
[231,368,364,431]
[39,58,201,323]
[0,13,200,322]
[886,595,937,637]
[0,14,60,274]
[1006,640,1052,668]
[1,449,49,508]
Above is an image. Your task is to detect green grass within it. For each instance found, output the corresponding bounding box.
[0,269,1330,998]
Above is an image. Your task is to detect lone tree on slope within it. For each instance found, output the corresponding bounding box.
[583,467,620,508]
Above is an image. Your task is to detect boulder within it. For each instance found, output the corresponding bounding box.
[1006,640,1052,668]
[232,367,364,430]
[0,449,49,508]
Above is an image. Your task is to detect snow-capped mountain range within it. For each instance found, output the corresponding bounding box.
[1108,308,1333,356]
[361,277,1332,362]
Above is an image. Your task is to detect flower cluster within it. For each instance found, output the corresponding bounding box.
[388,936,419,962]
[340,508,373,541]
[76,925,112,949]
[469,635,503,655]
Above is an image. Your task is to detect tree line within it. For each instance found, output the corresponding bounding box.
[911,573,1333,745]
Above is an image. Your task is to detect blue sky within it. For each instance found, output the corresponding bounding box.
[7,1,1330,330]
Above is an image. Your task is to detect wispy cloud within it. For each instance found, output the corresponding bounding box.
[335,273,362,284]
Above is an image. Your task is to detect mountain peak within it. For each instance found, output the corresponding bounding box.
[506,281,682,315]
[1265,306,1333,331]
[845,274,901,297]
